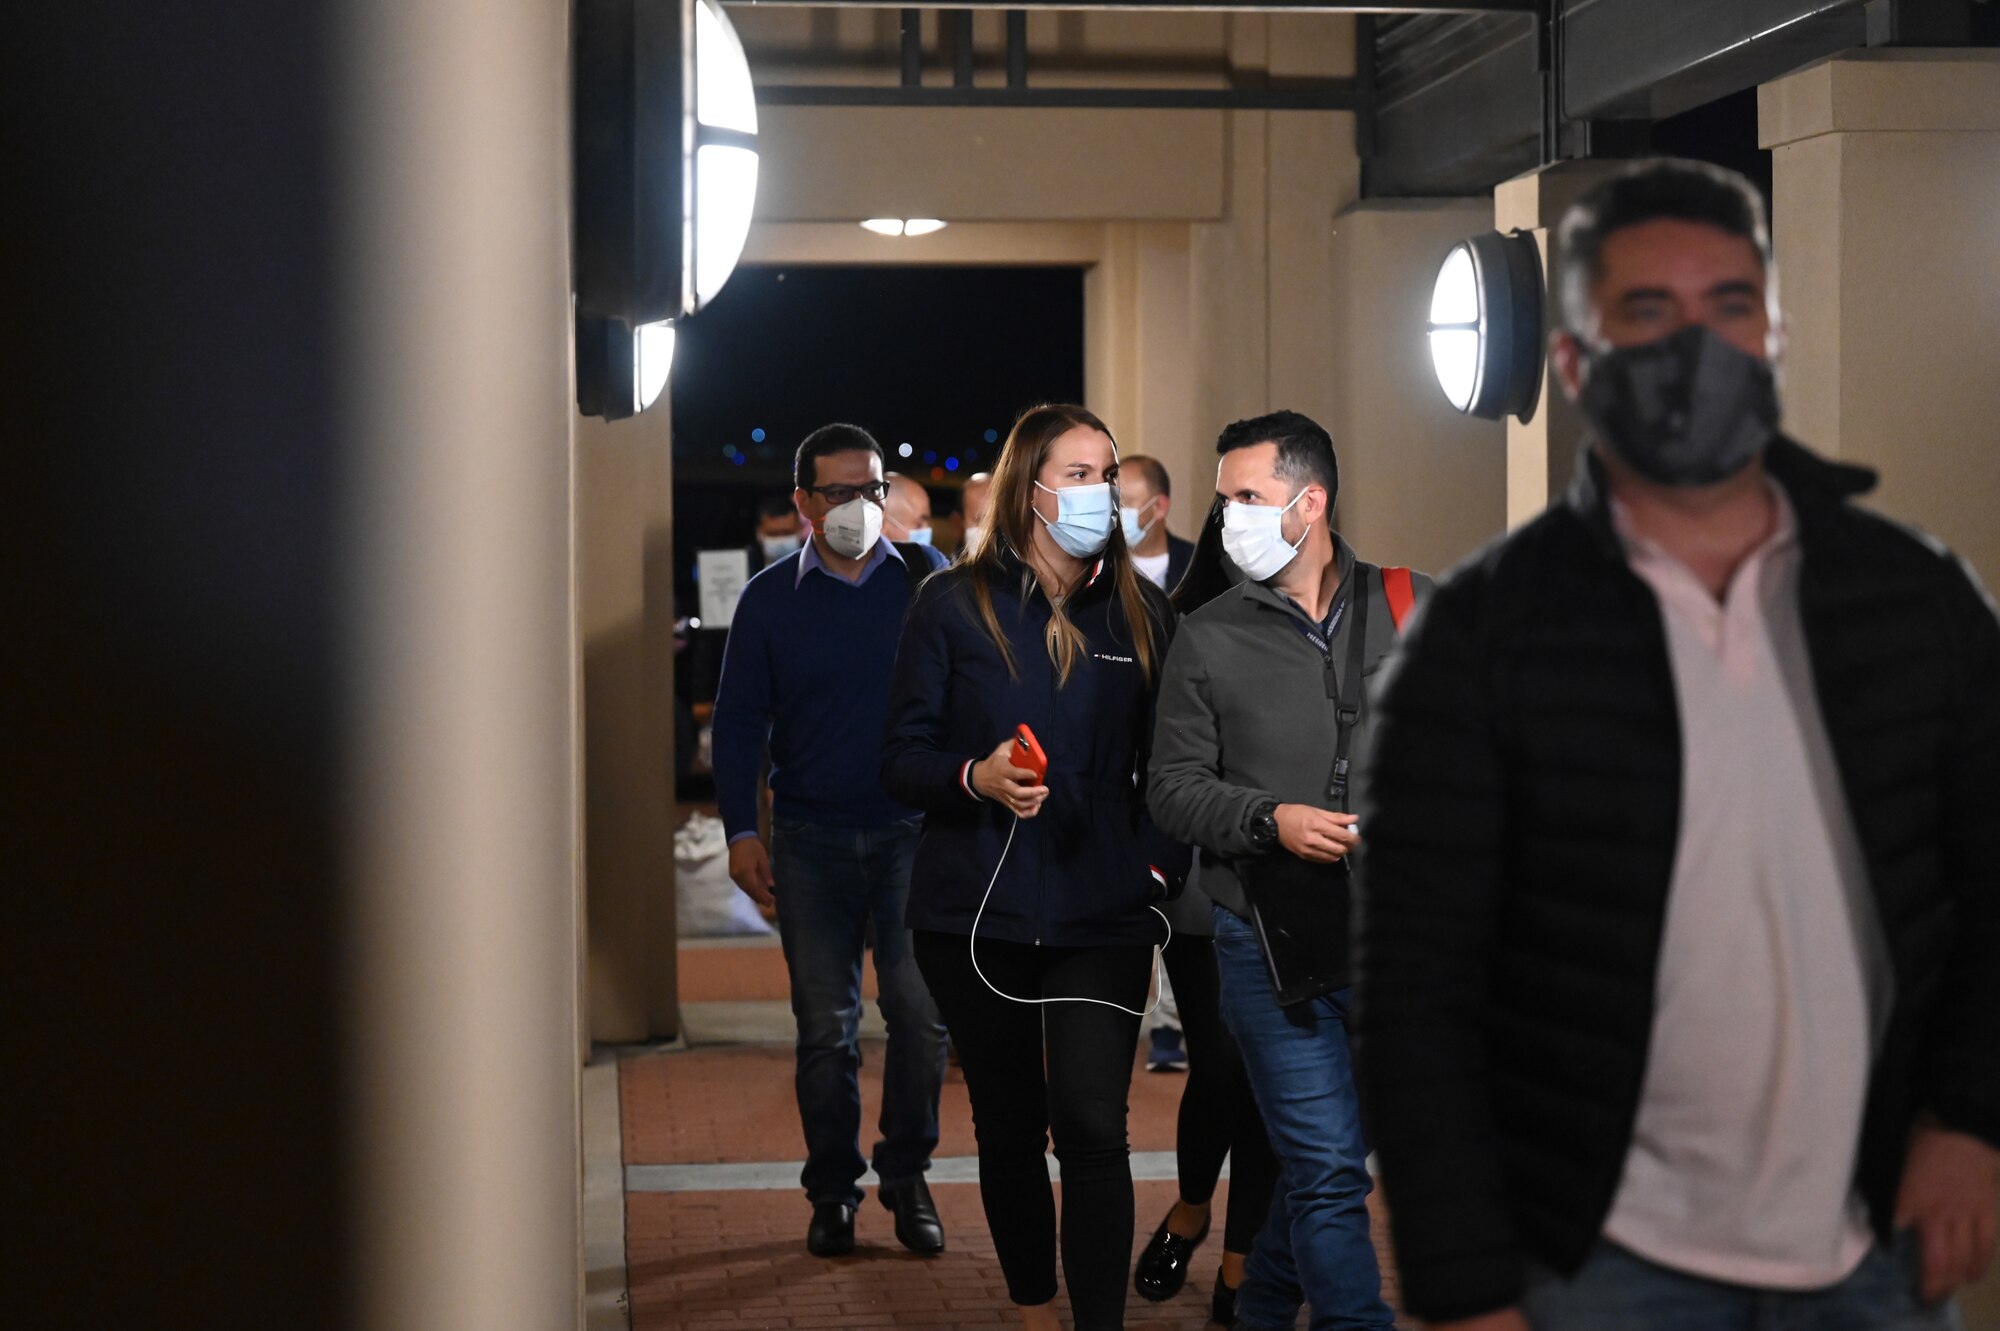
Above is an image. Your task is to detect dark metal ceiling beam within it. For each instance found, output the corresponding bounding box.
[1560,0,1872,122]
[758,81,1358,107]
[1363,0,1913,197]
[732,1,1536,13]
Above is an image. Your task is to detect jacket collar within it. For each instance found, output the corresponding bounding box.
[1565,434,1877,559]
[1238,532,1358,619]
[985,539,1111,608]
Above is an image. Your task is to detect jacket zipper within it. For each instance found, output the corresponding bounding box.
[1038,640,1058,947]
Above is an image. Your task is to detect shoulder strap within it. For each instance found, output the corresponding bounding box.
[1382,565,1415,633]
[892,542,933,595]
[1325,563,1374,813]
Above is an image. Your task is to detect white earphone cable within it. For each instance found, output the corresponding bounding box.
[969,810,1171,1016]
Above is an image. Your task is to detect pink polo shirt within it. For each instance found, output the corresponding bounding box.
[1601,483,1891,1289]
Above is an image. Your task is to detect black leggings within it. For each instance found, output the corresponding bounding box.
[1164,935,1280,1255]
[913,929,1152,1331]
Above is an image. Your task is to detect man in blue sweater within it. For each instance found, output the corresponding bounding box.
[713,423,951,1260]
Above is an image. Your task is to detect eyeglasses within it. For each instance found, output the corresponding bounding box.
[801,481,889,505]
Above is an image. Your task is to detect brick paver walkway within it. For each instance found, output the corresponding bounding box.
[620,1018,1411,1329]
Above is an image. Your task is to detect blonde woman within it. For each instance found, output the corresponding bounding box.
[883,404,1186,1330]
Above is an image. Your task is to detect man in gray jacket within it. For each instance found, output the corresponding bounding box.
[1148,410,1429,1331]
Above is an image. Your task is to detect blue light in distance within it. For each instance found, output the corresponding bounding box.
[923,450,938,464]
[945,457,960,472]
[983,429,999,444]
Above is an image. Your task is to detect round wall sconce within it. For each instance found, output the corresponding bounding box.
[1426,230,1544,423]
[574,0,758,420]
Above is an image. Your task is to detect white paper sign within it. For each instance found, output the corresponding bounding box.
[696,548,752,629]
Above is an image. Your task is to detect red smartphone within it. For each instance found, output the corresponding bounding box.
[1014,724,1049,784]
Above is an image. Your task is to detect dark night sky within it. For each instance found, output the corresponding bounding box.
[669,264,1084,593]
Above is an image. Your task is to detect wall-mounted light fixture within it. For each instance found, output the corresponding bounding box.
[1426,230,1544,423]
[574,0,758,420]
[859,219,948,238]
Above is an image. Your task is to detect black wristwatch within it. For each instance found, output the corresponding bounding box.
[1246,798,1280,853]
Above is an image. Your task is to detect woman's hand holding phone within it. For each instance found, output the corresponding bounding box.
[973,737,1049,818]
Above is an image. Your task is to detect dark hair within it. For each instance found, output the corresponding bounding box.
[793,422,883,488]
[1119,453,1171,499]
[1170,495,1239,614]
[1215,410,1338,506]
[755,493,796,522]
[1553,158,1772,333]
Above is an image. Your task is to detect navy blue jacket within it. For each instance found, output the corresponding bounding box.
[1164,533,1195,596]
[882,549,1190,948]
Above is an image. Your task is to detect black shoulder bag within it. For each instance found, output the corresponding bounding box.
[1239,564,1374,1006]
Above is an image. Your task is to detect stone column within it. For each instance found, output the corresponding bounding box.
[1493,160,1629,530]
[341,0,586,1324]
[1761,49,2000,583]
[578,407,681,1043]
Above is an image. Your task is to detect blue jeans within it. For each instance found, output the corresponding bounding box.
[1213,904,1393,1331]
[1523,1236,1963,1331]
[770,817,946,1209]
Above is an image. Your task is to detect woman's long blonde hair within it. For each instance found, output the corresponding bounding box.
[960,404,1165,687]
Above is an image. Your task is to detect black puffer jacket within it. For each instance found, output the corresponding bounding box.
[1354,438,2000,1322]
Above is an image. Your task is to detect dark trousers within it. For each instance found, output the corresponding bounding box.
[770,818,946,1209]
[913,929,1153,1331]
[1164,935,1281,1255]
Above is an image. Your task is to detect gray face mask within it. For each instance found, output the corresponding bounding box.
[1577,323,1780,487]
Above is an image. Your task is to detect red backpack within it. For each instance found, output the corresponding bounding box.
[1382,566,1417,633]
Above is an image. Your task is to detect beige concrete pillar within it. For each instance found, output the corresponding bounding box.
[1763,57,2000,1321]
[341,0,584,1326]
[1266,13,1359,434]
[1493,160,1630,530]
[1329,200,1508,575]
[1086,223,1202,531]
[1184,13,1358,538]
[1188,19,1273,475]
[578,408,682,1043]
[1761,50,2000,583]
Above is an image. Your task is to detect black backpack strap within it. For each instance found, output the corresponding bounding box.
[1325,562,1374,813]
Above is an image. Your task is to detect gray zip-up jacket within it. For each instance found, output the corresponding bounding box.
[1147,536,1432,924]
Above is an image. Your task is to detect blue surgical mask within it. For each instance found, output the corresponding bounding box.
[1033,480,1116,559]
[1119,499,1161,547]
[906,525,934,547]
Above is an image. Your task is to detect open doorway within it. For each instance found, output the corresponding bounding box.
[668,263,1083,805]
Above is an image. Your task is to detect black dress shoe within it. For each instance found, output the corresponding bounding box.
[878,1177,946,1255]
[806,1200,856,1257]
[1209,1267,1239,1326]
[1133,1208,1210,1302]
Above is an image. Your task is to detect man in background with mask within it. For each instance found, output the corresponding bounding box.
[1114,454,1197,1074]
[958,471,993,555]
[752,493,806,571]
[1149,410,1430,1331]
[1357,159,2000,1331]
[712,423,950,1260]
[1118,454,1195,594]
[882,471,936,549]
